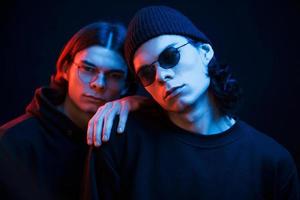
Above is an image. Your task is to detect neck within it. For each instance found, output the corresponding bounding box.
[168,91,235,135]
[58,95,92,130]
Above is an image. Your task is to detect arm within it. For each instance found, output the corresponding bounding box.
[93,124,128,200]
[86,95,152,147]
[95,150,121,200]
[276,159,300,200]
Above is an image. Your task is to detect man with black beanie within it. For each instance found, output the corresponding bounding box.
[96,5,299,199]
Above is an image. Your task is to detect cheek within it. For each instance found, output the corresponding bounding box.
[145,86,164,102]
[179,48,199,67]
[178,58,209,85]
[105,82,127,99]
[68,73,85,96]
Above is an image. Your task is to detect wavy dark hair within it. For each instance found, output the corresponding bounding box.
[188,38,242,116]
[51,21,136,100]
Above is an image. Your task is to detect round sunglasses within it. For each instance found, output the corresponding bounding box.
[136,42,190,87]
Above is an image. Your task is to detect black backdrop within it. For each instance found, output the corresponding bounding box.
[1,0,299,175]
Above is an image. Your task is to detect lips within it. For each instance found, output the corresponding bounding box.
[84,95,106,103]
[164,85,185,100]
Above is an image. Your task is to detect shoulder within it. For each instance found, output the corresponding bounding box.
[126,106,168,129]
[238,120,296,169]
[0,114,46,167]
[239,121,288,151]
[238,120,299,198]
[0,114,43,144]
[100,107,166,157]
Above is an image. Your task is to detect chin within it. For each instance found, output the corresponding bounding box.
[81,104,102,115]
[163,99,190,113]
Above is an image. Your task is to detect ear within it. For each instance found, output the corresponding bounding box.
[198,43,214,65]
[61,63,71,81]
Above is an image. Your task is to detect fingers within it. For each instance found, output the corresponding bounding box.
[93,115,104,147]
[86,103,112,146]
[102,104,120,142]
[86,97,134,147]
[117,102,129,133]
[87,114,97,145]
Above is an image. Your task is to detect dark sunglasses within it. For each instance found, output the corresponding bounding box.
[136,42,190,87]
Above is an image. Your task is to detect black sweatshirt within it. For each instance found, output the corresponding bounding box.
[0,87,96,200]
[97,108,300,200]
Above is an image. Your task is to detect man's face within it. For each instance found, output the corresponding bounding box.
[64,45,128,114]
[133,35,212,112]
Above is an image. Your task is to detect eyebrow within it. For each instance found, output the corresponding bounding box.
[106,69,126,74]
[80,60,126,74]
[137,42,178,70]
[81,60,97,67]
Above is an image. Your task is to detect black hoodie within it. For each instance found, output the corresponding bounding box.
[0,87,97,200]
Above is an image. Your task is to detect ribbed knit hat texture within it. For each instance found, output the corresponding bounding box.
[124,5,211,72]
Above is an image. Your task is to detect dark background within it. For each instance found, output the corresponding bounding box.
[1,0,299,175]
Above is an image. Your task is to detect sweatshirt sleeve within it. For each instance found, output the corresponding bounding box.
[95,125,127,200]
[275,149,300,200]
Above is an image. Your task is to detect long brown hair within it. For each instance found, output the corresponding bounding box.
[51,21,136,99]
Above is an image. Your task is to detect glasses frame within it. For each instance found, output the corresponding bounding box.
[73,62,100,83]
[136,42,190,87]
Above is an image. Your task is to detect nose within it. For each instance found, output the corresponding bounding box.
[90,73,106,90]
[155,63,175,84]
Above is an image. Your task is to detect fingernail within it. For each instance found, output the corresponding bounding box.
[103,135,108,141]
[117,127,123,133]
[87,138,92,145]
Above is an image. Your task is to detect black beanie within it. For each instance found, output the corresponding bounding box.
[124,5,211,72]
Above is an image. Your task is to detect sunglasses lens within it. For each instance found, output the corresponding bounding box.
[137,65,156,87]
[136,44,187,87]
[159,47,180,68]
